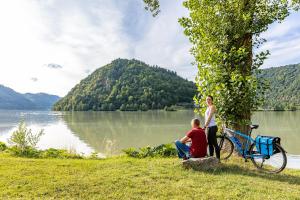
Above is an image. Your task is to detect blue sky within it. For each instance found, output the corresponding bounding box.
[0,0,299,96]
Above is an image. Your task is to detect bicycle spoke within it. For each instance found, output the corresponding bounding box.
[250,143,287,173]
[217,135,233,160]
[260,158,265,168]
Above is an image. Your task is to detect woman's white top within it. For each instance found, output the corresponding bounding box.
[205,106,216,127]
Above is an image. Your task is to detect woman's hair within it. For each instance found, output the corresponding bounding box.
[207,95,213,101]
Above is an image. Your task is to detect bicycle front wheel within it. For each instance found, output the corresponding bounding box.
[249,143,287,173]
[217,135,234,160]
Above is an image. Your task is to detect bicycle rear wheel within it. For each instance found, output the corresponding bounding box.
[217,135,234,160]
[249,143,287,173]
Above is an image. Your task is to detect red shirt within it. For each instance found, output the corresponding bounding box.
[186,127,207,158]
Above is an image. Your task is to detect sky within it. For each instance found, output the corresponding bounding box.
[0,0,300,96]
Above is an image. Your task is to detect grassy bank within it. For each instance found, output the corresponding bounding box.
[0,154,299,199]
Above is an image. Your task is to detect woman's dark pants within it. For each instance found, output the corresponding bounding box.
[207,126,220,159]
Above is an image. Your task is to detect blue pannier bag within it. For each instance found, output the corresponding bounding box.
[255,136,281,156]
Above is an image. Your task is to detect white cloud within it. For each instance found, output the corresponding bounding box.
[260,12,300,68]
[45,63,63,69]
[132,0,196,79]
[31,77,38,82]
[0,0,130,96]
[0,0,299,96]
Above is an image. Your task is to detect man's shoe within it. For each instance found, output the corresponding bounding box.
[183,156,189,160]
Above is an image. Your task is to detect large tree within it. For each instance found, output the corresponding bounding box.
[144,0,299,138]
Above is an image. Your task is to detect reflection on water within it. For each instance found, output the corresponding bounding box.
[0,110,94,154]
[0,110,60,133]
[61,111,201,155]
[0,110,201,155]
[0,110,299,168]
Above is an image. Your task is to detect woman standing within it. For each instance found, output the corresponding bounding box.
[204,95,220,160]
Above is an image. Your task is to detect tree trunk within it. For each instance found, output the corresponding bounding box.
[233,31,253,148]
[233,116,251,146]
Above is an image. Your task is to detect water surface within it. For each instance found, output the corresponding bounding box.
[0,110,299,168]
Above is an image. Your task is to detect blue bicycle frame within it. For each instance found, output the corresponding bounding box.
[224,128,265,159]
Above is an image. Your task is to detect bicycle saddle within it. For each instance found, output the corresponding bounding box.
[250,124,259,129]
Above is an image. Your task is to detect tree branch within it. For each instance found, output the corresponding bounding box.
[143,0,160,17]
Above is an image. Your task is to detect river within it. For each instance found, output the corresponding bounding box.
[0,110,299,168]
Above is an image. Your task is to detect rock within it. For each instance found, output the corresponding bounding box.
[182,157,220,171]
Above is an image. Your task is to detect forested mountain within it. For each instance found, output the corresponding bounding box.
[24,93,61,109]
[53,59,196,111]
[259,63,300,110]
[0,85,60,110]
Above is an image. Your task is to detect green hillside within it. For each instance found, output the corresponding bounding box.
[259,63,300,110]
[53,59,196,111]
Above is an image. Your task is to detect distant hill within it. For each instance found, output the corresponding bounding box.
[259,63,300,110]
[24,93,61,109]
[0,85,60,110]
[53,58,197,111]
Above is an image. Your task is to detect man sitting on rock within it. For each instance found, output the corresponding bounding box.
[175,118,207,160]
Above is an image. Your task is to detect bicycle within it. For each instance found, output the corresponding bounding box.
[217,124,287,173]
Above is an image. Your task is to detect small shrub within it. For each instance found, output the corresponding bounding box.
[153,143,177,157]
[88,152,105,159]
[6,122,82,159]
[123,144,177,158]
[123,148,140,158]
[40,148,62,158]
[7,147,84,159]
[139,146,154,158]
[8,146,40,158]
[0,142,7,151]
[8,121,44,155]
[89,152,99,159]
[40,148,83,159]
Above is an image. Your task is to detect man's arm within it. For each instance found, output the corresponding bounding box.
[180,136,190,144]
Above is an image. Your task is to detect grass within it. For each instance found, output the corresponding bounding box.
[0,154,300,199]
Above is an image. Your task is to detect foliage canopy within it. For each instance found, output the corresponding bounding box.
[179,0,299,125]
[144,0,300,126]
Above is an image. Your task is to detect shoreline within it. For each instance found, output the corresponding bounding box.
[0,108,299,112]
